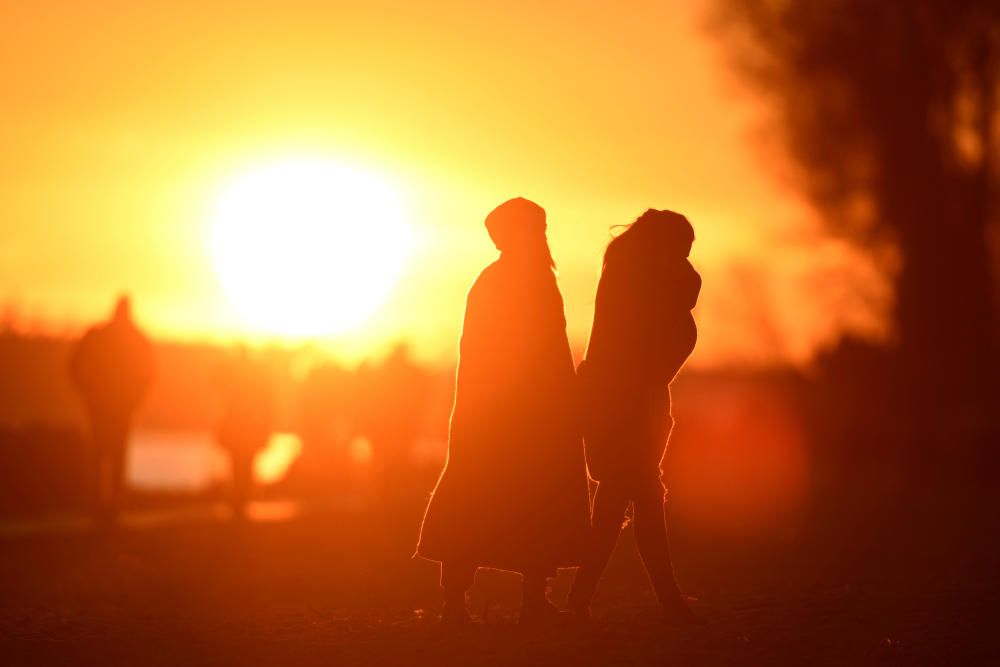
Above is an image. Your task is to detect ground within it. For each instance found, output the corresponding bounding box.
[0,496,994,667]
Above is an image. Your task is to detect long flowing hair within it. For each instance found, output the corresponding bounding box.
[502,235,557,272]
[602,209,694,276]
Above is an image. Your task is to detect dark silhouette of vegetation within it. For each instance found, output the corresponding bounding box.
[711,1,999,470]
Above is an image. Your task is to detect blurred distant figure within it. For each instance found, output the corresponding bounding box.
[569,209,702,624]
[357,343,429,508]
[68,295,155,524]
[417,198,590,626]
[216,347,275,520]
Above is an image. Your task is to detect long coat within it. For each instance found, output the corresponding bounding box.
[417,255,591,574]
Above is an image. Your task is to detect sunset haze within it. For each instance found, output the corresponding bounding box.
[1,0,884,365]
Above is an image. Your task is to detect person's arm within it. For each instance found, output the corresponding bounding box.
[680,262,702,311]
[654,264,700,384]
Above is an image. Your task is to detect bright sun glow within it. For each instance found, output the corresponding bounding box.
[210,158,412,337]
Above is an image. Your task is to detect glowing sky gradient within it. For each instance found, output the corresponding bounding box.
[0,0,886,365]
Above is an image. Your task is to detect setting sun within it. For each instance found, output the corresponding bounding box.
[209,158,412,337]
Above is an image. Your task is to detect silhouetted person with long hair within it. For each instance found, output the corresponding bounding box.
[68,295,155,525]
[417,198,590,626]
[568,210,701,624]
[216,346,275,520]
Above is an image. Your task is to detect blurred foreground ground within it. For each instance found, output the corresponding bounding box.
[0,485,996,667]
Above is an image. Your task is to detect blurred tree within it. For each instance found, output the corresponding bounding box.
[712,1,999,423]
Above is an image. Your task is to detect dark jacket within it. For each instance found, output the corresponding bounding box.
[579,257,701,485]
[69,319,155,425]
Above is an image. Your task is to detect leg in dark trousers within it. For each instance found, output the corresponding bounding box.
[104,418,130,522]
[108,444,128,519]
[519,568,557,625]
[91,446,105,522]
[521,570,548,606]
[230,449,254,519]
[632,479,680,604]
[568,480,631,611]
[91,416,127,526]
[440,562,476,624]
[633,480,699,623]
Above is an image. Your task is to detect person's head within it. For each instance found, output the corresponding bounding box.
[603,209,694,273]
[485,197,555,269]
[111,294,133,324]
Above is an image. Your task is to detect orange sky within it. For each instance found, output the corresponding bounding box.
[0,0,887,366]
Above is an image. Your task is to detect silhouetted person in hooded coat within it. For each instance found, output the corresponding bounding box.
[68,295,155,524]
[417,198,590,625]
[216,346,275,520]
[568,210,701,624]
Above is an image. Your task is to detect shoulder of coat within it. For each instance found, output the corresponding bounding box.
[468,260,504,296]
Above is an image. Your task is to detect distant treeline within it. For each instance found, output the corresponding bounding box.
[0,331,456,440]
